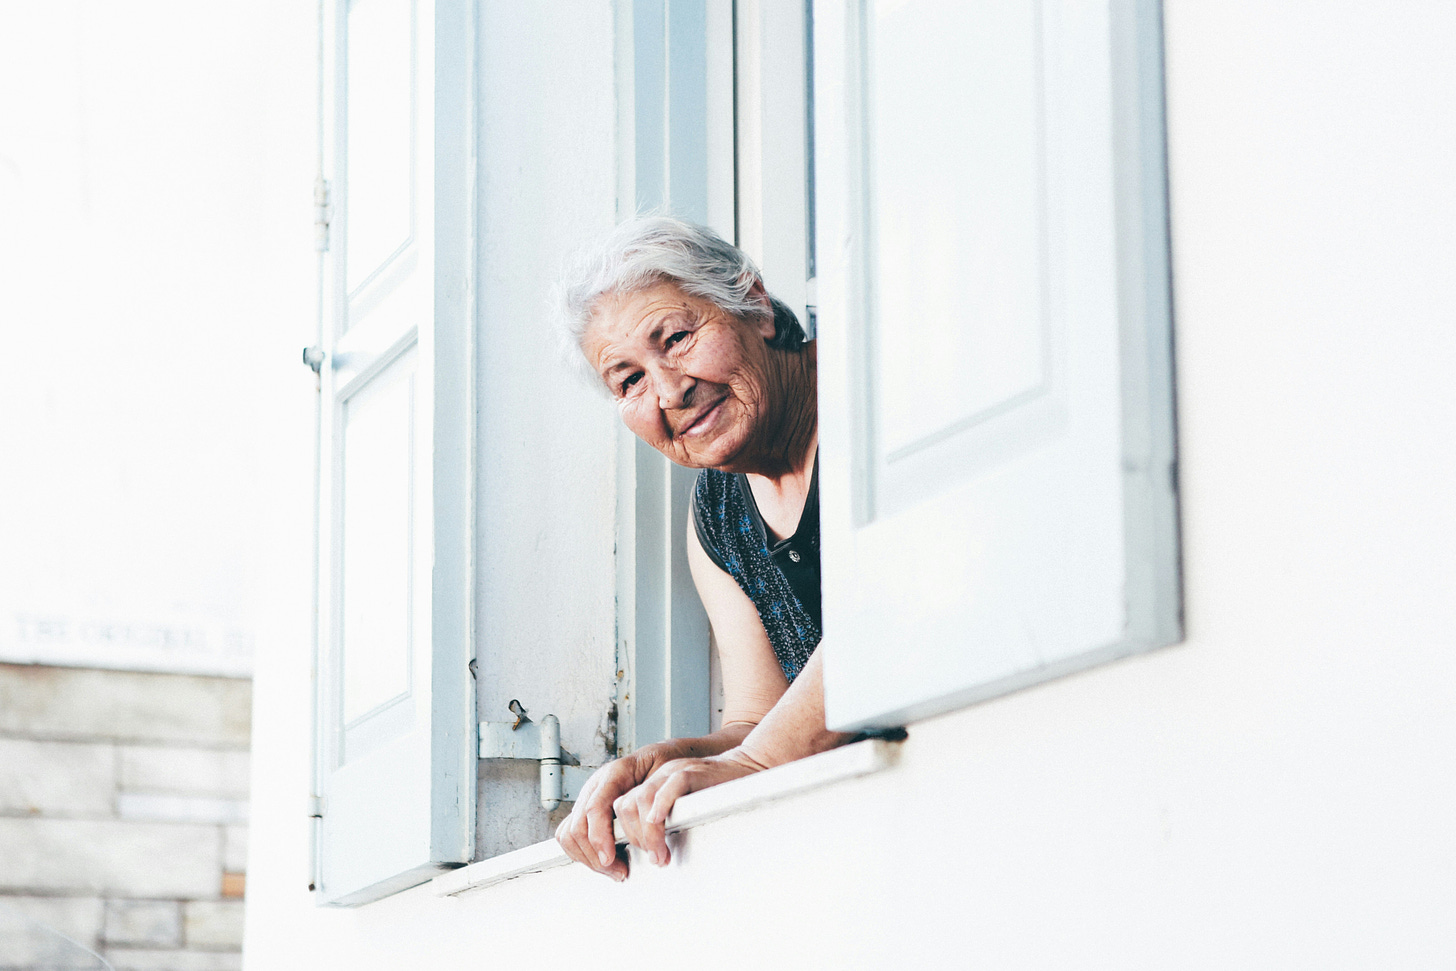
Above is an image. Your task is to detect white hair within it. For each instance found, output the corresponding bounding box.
[555,216,806,387]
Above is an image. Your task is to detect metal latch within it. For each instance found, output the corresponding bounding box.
[479,701,597,811]
[302,346,325,375]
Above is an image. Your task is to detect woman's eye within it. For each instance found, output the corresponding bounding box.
[666,331,688,347]
[620,372,643,395]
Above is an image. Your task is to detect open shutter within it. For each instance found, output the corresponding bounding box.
[312,0,474,905]
[734,0,814,332]
[814,0,1180,731]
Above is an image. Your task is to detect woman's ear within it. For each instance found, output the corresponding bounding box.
[746,280,776,339]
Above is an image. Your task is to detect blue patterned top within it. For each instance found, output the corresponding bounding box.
[691,459,821,682]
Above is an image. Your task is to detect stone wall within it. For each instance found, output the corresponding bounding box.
[0,664,251,971]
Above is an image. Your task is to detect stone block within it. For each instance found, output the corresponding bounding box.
[103,899,181,947]
[103,949,242,971]
[0,738,115,816]
[0,664,251,747]
[117,794,248,825]
[222,827,248,874]
[182,900,244,950]
[0,895,104,969]
[118,748,250,799]
[220,873,245,899]
[0,818,220,898]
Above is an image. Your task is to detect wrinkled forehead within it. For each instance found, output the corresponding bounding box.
[581,283,698,359]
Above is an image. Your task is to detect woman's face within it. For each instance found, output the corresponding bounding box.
[581,281,777,470]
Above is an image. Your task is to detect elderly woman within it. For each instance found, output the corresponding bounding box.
[554,217,852,881]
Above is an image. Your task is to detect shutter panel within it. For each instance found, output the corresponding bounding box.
[814,0,1180,731]
[734,0,813,329]
[313,0,474,905]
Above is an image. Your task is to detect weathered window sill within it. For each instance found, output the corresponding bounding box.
[431,737,901,898]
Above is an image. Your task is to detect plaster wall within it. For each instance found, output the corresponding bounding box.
[468,0,624,860]
[242,2,1456,967]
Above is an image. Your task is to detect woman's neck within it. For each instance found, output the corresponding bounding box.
[736,340,818,489]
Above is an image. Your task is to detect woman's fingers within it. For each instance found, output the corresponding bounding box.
[563,751,762,877]
[573,806,626,882]
[612,784,647,856]
[636,768,693,865]
[615,767,675,864]
[555,761,643,880]
[554,813,595,871]
[624,759,712,867]
[583,795,619,871]
[633,756,762,866]
[645,766,696,828]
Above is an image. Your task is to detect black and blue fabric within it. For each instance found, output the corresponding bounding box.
[691,458,821,683]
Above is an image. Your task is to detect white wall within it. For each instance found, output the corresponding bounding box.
[0,1,315,965]
[0,0,316,678]
[243,2,1456,967]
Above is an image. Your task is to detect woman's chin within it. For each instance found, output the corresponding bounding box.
[673,437,742,472]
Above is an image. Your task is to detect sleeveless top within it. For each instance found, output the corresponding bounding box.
[691,459,821,682]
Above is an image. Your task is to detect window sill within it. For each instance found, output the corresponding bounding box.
[432,737,901,898]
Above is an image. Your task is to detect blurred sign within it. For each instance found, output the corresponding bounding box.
[3,606,253,678]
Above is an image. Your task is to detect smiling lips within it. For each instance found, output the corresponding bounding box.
[677,396,727,438]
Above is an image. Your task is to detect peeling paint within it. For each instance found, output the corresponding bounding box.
[597,700,618,757]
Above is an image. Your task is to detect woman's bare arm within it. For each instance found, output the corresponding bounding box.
[554,516,793,879]
[685,514,790,727]
[606,516,854,869]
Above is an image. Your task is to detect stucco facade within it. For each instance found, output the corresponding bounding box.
[243,1,1456,967]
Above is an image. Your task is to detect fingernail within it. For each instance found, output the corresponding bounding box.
[649,850,661,866]
[598,849,612,866]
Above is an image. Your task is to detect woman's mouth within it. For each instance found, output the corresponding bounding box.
[680,397,726,437]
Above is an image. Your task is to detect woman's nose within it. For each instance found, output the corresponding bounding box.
[655,369,695,410]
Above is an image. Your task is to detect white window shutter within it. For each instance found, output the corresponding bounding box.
[814,0,1180,731]
[312,0,475,905]
[734,0,813,330]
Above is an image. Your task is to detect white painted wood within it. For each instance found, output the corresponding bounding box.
[338,350,416,733]
[870,2,1046,466]
[343,0,414,294]
[661,735,899,832]
[312,0,475,906]
[734,0,812,327]
[815,0,1180,732]
[430,837,574,897]
[467,0,621,859]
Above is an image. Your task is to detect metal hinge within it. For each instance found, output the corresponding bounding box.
[479,701,596,811]
[314,176,332,252]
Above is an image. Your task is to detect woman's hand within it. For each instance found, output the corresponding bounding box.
[558,650,850,879]
[554,726,753,881]
[614,651,852,868]
[612,748,767,868]
[554,749,659,882]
